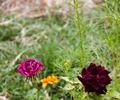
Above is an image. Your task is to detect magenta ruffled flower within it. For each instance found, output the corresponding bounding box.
[17,58,45,77]
[78,63,112,95]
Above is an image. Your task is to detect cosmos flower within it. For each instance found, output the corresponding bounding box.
[17,58,45,77]
[78,63,112,95]
[40,75,59,87]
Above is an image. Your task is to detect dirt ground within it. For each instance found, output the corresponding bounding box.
[0,0,104,18]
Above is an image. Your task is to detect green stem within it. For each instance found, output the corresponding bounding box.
[74,0,84,67]
[29,77,40,100]
[114,0,119,89]
[105,0,119,89]
[37,88,39,100]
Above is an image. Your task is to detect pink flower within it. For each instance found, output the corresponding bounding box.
[17,58,45,77]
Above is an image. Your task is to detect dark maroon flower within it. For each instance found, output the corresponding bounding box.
[78,63,112,95]
[17,58,45,77]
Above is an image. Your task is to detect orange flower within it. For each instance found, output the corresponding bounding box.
[40,75,59,87]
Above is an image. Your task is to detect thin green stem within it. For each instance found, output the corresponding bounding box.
[114,0,119,89]
[37,88,40,100]
[73,0,84,67]
[105,0,119,89]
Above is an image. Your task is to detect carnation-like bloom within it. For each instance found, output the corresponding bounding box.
[40,75,59,87]
[17,58,45,77]
[78,63,112,95]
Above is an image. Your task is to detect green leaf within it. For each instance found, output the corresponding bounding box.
[26,88,38,100]
[63,83,75,91]
[112,91,120,99]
